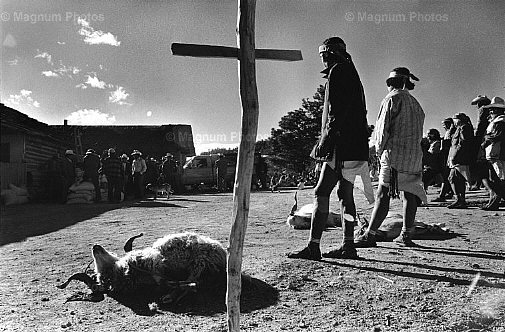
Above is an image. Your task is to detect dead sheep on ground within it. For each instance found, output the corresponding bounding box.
[58,232,227,304]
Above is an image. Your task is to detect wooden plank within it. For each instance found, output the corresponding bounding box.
[256,49,302,61]
[171,43,238,59]
[172,43,302,61]
[226,0,258,331]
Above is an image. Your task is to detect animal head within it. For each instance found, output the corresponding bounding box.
[92,245,120,288]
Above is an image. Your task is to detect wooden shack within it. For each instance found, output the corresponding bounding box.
[0,104,71,196]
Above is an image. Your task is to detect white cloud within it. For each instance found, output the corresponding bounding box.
[57,41,66,45]
[109,86,131,105]
[7,89,40,108]
[66,109,116,125]
[77,18,120,46]
[146,111,152,117]
[75,74,108,89]
[42,71,59,77]
[34,51,53,65]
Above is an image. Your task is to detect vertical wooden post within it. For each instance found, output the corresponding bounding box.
[226,0,258,331]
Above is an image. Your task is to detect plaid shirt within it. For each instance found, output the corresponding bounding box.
[374,89,425,174]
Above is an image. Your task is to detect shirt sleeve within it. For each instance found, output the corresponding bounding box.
[375,97,394,156]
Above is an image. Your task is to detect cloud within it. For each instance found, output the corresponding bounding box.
[42,71,59,77]
[57,41,66,45]
[7,89,41,108]
[146,111,152,117]
[34,51,53,65]
[66,109,116,125]
[109,86,131,105]
[77,18,121,46]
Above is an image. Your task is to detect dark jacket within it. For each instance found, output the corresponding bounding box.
[448,123,475,166]
[83,152,101,177]
[314,60,369,162]
[102,155,123,180]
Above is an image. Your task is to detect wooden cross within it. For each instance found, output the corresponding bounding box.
[171,1,302,331]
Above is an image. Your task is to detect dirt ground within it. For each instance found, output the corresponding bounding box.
[1,184,504,332]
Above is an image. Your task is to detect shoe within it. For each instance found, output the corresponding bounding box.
[447,201,468,209]
[322,245,360,259]
[287,246,321,261]
[431,197,446,202]
[393,233,418,247]
[354,233,377,248]
[481,196,501,211]
[444,193,454,199]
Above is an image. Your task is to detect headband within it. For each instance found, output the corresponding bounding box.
[319,43,346,55]
[388,71,419,81]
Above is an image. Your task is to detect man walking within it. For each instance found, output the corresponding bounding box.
[288,37,369,260]
[355,67,426,248]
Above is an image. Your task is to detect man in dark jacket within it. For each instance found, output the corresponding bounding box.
[447,113,475,208]
[288,37,369,261]
[101,148,123,203]
[83,149,101,202]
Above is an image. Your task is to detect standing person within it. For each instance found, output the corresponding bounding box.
[421,129,443,191]
[480,97,505,210]
[101,148,122,203]
[215,154,228,192]
[445,113,475,209]
[355,67,426,248]
[59,150,76,203]
[120,154,132,200]
[432,118,455,202]
[131,150,147,198]
[288,37,369,260]
[83,149,102,202]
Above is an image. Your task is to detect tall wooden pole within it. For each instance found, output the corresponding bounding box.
[226,0,258,331]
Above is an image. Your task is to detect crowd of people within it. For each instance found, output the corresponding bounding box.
[287,36,504,261]
[48,148,181,203]
[420,96,505,210]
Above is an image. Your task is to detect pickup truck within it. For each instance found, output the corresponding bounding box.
[181,153,265,190]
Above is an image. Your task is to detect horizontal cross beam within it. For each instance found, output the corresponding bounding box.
[171,43,303,61]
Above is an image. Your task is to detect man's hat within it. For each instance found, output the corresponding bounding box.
[471,95,491,106]
[65,149,75,155]
[120,154,128,159]
[319,37,346,55]
[483,96,505,109]
[108,148,116,154]
[387,67,419,81]
[86,149,95,154]
[131,149,142,156]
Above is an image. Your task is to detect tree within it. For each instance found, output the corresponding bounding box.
[258,85,325,174]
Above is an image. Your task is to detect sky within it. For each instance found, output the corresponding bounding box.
[1,0,504,155]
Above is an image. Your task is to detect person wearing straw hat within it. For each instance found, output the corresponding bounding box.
[131,149,147,198]
[355,67,426,248]
[288,36,369,260]
[480,97,505,210]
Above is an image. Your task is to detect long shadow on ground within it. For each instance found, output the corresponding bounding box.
[104,275,279,316]
[324,260,505,289]
[0,203,128,246]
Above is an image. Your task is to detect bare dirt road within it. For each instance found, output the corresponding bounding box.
[1,186,504,332]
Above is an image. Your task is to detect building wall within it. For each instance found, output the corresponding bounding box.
[0,133,26,189]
